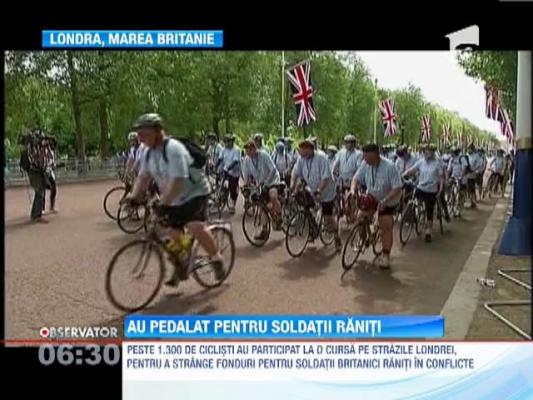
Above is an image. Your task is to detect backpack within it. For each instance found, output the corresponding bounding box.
[145,137,206,169]
[145,137,207,183]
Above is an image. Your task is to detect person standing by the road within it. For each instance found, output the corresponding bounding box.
[43,136,58,213]
[217,134,241,214]
[350,143,403,269]
[403,144,445,243]
[19,131,49,223]
[488,149,506,196]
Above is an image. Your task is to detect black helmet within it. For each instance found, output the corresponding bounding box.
[206,132,217,140]
[396,145,407,156]
[132,113,163,130]
[224,134,235,142]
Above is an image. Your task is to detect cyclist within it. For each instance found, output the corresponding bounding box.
[477,148,487,199]
[395,145,417,175]
[291,138,342,251]
[272,141,291,186]
[447,147,467,217]
[327,145,338,171]
[217,134,241,214]
[125,132,141,183]
[123,113,224,284]
[253,133,269,154]
[205,132,223,177]
[307,136,326,157]
[464,143,482,208]
[439,153,451,222]
[242,140,283,236]
[488,149,506,196]
[403,144,445,243]
[350,143,403,269]
[333,134,362,221]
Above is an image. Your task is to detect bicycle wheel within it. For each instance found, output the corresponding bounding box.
[399,203,415,245]
[105,239,164,312]
[341,223,366,270]
[285,212,311,258]
[437,201,444,235]
[192,225,236,289]
[117,202,146,234]
[242,203,271,247]
[372,228,383,256]
[319,212,336,246]
[415,203,426,236]
[103,186,127,220]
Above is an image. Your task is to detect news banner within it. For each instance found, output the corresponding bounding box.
[121,315,533,399]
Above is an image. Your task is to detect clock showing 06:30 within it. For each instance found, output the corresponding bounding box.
[38,344,121,366]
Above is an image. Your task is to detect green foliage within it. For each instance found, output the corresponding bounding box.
[4,51,506,162]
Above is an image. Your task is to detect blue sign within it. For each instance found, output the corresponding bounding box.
[124,315,444,339]
[42,30,224,48]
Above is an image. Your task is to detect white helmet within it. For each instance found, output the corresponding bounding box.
[128,132,138,141]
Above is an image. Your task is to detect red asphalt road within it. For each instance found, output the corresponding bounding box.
[5,179,497,339]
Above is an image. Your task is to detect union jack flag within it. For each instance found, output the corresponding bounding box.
[379,98,397,137]
[442,123,450,145]
[286,61,317,127]
[421,115,431,142]
[485,86,501,120]
[498,107,514,143]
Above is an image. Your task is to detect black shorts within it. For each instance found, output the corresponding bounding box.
[467,178,476,192]
[321,201,335,216]
[158,195,208,229]
[378,205,397,216]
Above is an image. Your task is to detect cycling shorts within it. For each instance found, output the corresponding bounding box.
[158,195,208,228]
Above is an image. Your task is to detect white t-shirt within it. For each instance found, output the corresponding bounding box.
[355,157,403,206]
[410,158,443,193]
[139,139,210,206]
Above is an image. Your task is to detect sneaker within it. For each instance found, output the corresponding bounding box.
[379,255,391,270]
[165,269,182,286]
[211,260,226,281]
[50,209,59,214]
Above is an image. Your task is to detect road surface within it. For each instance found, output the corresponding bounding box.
[5,179,498,340]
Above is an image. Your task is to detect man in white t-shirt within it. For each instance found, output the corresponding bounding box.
[123,113,225,284]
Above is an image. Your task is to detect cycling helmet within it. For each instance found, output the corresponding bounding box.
[358,193,379,211]
[276,141,285,151]
[327,145,338,153]
[206,132,217,140]
[224,133,236,142]
[396,145,407,156]
[132,113,163,129]
[343,134,356,142]
[253,133,263,141]
[442,154,451,162]
[128,131,138,141]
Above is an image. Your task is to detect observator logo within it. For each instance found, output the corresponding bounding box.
[39,326,119,339]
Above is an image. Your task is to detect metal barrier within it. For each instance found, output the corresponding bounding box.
[4,157,125,186]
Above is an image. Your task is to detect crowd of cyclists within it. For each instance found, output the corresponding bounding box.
[113,113,515,287]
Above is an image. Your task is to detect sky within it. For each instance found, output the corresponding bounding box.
[355,51,501,135]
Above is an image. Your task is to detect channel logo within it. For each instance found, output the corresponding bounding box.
[39,326,119,339]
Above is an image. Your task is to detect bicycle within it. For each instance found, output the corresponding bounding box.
[284,186,338,257]
[448,178,465,218]
[103,168,131,221]
[398,185,427,246]
[482,171,501,199]
[106,198,235,312]
[341,200,382,271]
[211,171,235,215]
[241,183,297,247]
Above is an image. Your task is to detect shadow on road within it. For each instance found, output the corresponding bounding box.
[142,284,228,315]
[5,218,36,233]
[236,238,284,259]
[340,263,405,309]
[278,246,338,280]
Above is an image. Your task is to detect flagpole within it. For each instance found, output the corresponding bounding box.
[281,51,285,138]
[373,78,378,144]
